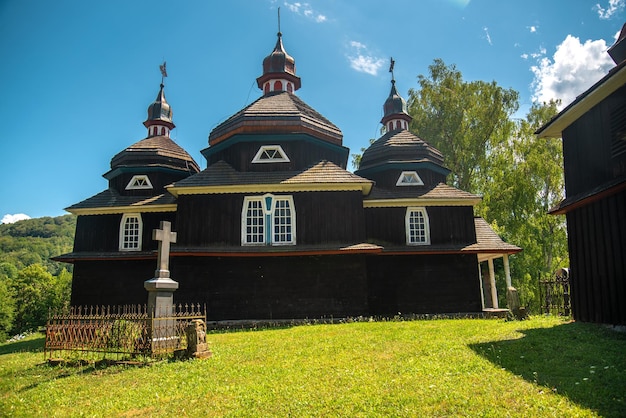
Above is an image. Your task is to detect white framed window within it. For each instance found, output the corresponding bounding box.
[119,213,143,251]
[396,171,424,186]
[405,207,430,245]
[252,145,290,163]
[242,194,296,245]
[125,175,153,190]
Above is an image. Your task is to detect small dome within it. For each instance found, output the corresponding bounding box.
[358,130,445,171]
[144,84,174,129]
[263,33,296,75]
[383,80,408,118]
[256,32,302,92]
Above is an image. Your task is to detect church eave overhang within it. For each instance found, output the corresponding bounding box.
[167,182,372,197]
[363,197,480,208]
[66,204,177,216]
[103,165,198,180]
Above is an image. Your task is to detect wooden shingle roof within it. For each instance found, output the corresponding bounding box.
[364,183,481,206]
[208,92,343,146]
[466,218,522,254]
[108,135,200,174]
[168,160,373,195]
[66,188,177,215]
[358,129,447,172]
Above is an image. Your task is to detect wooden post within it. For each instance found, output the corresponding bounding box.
[503,254,512,288]
[488,258,498,309]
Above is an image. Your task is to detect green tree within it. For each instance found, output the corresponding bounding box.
[0,278,15,342]
[479,101,568,311]
[407,58,519,192]
[10,263,71,333]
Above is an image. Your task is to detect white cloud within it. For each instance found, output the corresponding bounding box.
[528,25,538,33]
[483,27,493,45]
[283,2,326,23]
[1,213,31,224]
[347,41,385,76]
[594,0,625,19]
[530,35,614,108]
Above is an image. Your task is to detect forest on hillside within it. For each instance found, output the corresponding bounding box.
[0,215,75,341]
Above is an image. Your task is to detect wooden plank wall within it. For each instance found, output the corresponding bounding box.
[176,191,365,247]
[365,206,476,246]
[566,190,626,325]
[207,140,348,171]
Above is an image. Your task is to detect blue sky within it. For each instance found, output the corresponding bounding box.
[1,0,625,222]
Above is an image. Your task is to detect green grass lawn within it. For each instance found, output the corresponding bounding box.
[1,316,625,417]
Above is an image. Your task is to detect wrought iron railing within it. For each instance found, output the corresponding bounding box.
[45,304,205,360]
[539,268,571,317]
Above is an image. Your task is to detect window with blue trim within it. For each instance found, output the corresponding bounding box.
[242,194,296,245]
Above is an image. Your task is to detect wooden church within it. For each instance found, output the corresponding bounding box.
[56,30,520,320]
[537,25,626,326]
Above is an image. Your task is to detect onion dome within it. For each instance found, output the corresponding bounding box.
[381,79,412,132]
[256,32,302,95]
[143,83,175,137]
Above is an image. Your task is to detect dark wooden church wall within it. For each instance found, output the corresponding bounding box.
[71,259,154,306]
[365,206,476,245]
[563,85,626,197]
[367,254,481,316]
[207,139,348,172]
[566,190,626,325]
[176,194,243,247]
[176,191,365,247]
[109,171,191,196]
[366,169,447,188]
[73,212,176,252]
[171,255,369,320]
[294,191,365,245]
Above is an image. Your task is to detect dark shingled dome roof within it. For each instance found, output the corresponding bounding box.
[208,91,343,146]
[358,129,445,171]
[109,135,200,173]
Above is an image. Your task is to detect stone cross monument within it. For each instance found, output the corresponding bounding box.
[144,221,179,316]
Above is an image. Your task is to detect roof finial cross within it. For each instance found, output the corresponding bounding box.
[389,57,396,83]
[277,6,282,36]
[159,61,168,85]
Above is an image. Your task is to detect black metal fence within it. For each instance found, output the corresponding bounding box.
[45,304,205,360]
[539,268,571,317]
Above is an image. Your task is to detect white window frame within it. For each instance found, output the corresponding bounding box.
[252,145,290,164]
[405,207,430,245]
[125,175,153,190]
[396,171,424,186]
[241,194,296,246]
[119,213,143,251]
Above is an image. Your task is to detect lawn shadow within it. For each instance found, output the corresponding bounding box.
[469,321,626,418]
[0,336,45,355]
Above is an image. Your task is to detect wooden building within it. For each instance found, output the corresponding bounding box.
[536,26,626,326]
[56,31,520,320]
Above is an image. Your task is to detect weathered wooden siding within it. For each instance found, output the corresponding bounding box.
[566,190,626,325]
[176,191,365,247]
[109,171,192,196]
[171,255,369,320]
[563,85,626,197]
[73,212,176,252]
[365,206,476,246]
[367,254,482,316]
[71,259,154,306]
[362,169,447,188]
[206,138,349,171]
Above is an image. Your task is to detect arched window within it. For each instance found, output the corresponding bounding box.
[119,214,143,251]
[264,83,270,94]
[287,83,293,93]
[274,80,283,92]
[160,127,165,136]
[405,207,430,245]
[388,122,393,131]
[396,121,402,130]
